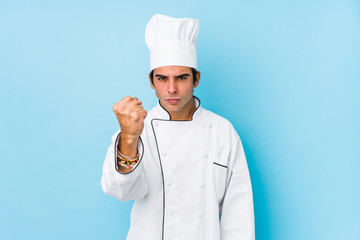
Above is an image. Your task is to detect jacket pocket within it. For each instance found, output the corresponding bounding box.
[213,161,228,202]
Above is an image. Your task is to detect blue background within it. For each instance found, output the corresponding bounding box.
[1,0,359,239]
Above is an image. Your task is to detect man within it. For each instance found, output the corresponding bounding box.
[101,14,255,240]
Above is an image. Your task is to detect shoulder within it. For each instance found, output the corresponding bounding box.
[200,107,239,141]
[201,107,231,124]
[200,107,233,128]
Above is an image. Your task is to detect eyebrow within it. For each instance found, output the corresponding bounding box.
[154,73,191,78]
[154,74,166,78]
[176,74,190,78]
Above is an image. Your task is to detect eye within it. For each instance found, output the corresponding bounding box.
[178,76,187,80]
[157,76,166,81]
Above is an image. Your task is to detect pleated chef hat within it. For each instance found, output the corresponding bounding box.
[145,14,200,71]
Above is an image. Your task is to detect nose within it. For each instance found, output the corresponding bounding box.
[167,79,177,94]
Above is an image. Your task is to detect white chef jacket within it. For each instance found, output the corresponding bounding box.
[101,97,255,240]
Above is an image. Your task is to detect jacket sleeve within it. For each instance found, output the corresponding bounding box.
[100,130,148,201]
[219,136,255,240]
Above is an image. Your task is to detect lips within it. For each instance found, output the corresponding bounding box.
[166,98,180,104]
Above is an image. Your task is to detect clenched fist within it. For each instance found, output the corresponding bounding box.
[113,96,148,140]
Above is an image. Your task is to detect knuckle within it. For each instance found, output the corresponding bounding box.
[129,111,137,118]
[118,104,126,112]
[113,103,120,111]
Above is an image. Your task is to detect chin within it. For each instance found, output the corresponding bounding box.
[165,106,180,112]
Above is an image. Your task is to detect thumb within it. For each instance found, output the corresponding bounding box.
[140,110,148,119]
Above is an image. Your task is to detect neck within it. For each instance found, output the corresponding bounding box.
[170,102,196,120]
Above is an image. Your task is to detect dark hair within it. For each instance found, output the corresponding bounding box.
[150,67,198,85]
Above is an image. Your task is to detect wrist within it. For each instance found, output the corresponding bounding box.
[118,133,139,157]
[120,133,139,144]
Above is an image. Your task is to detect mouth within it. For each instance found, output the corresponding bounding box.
[166,98,180,104]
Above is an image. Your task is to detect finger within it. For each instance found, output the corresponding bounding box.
[130,104,144,112]
[126,99,143,108]
[131,97,142,106]
[129,97,143,105]
[113,96,132,110]
[120,96,132,104]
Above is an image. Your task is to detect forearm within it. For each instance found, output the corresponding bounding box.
[220,137,255,239]
[101,133,147,201]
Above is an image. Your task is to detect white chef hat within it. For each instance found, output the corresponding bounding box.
[145,14,200,71]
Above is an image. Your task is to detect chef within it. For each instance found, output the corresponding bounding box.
[101,14,255,240]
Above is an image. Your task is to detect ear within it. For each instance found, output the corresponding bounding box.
[193,71,201,88]
[149,73,155,89]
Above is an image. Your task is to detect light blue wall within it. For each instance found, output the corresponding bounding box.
[1,0,359,239]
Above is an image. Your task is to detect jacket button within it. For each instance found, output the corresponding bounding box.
[163,152,167,157]
[166,181,172,186]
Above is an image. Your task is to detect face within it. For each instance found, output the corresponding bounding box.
[149,66,200,120]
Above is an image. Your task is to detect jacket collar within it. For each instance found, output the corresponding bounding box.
[153,96,202,121]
